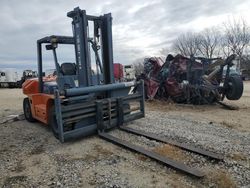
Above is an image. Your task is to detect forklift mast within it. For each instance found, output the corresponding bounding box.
[68,7,114,86]
[37,7,116,93]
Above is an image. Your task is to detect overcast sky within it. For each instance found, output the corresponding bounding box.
[0,0,250,70]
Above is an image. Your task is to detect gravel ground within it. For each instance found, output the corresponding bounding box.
[0,88,23,118]
[125,112,250,187]
[0,82,250,187]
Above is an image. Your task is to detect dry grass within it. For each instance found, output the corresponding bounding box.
[146,100,177,112]
[205,170,236,188]
[230,152,248,161]
[13,160,26,173]
[29,144,45,155]
[153,144,190,162]
[221,121,235,129]
[3,175,28,187]
[93,144,114,156]
[145,99,219,113]
[63,154,99,163]
[82,154,99,161]
[65,144,114,163]
[137,154,148,161]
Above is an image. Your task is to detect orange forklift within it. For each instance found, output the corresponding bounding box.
[22,7,145,142]
[22,7,222,177]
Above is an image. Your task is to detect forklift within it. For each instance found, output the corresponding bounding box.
[19,70,38,87]
[22,7,222,177]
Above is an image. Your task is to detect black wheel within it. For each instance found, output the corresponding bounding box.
[225,75,243,100]
[16,81,22,88]
[48,106,59,139]
[23,98,36,122]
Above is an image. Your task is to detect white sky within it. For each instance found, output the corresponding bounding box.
[0,0,250,71]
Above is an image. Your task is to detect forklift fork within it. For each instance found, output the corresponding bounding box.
[95,94,206,177]
[94,81,222,177]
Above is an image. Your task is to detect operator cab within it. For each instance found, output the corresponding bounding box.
[43,62,77,94]
[38,34,105,95]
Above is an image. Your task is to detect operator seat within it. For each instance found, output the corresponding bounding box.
[57,62,77,90]
[44,63,77,94]
[61,62,76,75]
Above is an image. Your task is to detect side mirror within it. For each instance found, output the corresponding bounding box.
[46,43,58,50]
[42,72,45,76]
[46,45,53,50]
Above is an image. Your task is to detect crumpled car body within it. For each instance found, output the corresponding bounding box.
[138,54,243,104]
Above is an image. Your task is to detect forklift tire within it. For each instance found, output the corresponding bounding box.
[225,75,243,100]
[48,106,59,139]
[23,98,36,122]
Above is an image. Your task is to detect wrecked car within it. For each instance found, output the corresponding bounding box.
[136,54,243,104]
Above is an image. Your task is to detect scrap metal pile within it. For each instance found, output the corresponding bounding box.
[137,54,243,104]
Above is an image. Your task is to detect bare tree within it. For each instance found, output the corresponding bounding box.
[223,18,250,69]
[241,55,250,70]
[172,32,200,56]
[220,36,232,58]
[197,27,221,58]
[133,57,145,76]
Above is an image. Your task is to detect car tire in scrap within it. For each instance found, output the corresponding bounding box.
[23,98,36,122]
[226,75,243,100]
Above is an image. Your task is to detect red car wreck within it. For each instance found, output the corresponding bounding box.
[137,54,243,104]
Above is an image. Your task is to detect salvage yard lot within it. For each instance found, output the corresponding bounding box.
[0,82,250,187]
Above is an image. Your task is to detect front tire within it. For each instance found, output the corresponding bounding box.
[225,75,243,100]
[23,98,36,122]
[48,106,59,139]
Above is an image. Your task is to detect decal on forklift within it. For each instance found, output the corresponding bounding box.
[124,81,134,87]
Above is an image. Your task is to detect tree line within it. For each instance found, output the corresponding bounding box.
[171,18,250,70]
[133,18,250,76]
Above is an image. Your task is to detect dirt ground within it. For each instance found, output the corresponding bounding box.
[146,81,250,133]
[0,82,249,187]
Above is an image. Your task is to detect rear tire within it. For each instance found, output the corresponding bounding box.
[48,106,59,139]
[23,98,36,122]
[225,75,243,100]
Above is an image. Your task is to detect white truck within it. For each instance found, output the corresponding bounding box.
[0,68,20,88]
[123,64,136,81]
[19,70,38,87]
